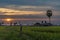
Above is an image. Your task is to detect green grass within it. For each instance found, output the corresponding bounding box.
[0,26,60,40]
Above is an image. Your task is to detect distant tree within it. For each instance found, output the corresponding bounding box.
[0,22,4,26]
[0,23,1,26]
[14,22,17,26]
[41,21,43,23]
[45,21,47,23]
[34,23,41,26]
[46,10,52,23]
[10,22,12,26]
[1,22,4,26]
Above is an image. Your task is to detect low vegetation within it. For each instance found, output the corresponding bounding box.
[0,26,60,40]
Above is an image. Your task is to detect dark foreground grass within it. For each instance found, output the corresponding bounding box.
[0,26,60,40]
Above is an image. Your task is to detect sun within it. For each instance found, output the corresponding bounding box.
[6,19,12,22]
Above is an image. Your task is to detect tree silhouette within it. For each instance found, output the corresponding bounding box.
[41,21,43,23]
[10,22,12,26]
[45,21,47,23]
[46,10,52,23]
[14,22,17,26]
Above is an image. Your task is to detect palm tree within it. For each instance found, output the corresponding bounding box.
[46,10,52,23]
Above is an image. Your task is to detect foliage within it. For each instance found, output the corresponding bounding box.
[0,26,60,40]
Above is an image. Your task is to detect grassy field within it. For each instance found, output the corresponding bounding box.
[0,26,60,40]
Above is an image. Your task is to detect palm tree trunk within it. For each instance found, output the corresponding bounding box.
[49,17,51,23]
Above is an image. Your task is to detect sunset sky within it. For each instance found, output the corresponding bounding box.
[0,0,60,24]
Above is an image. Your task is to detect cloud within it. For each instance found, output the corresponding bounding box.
[0,8,45,15]
[5,5,54,11]
[0,0,59,11]
[0,0,59,24]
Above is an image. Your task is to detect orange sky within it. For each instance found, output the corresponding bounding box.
[0,8,45,15]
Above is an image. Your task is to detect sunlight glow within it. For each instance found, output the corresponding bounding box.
[6,19,12,22]
[0,8,44,15]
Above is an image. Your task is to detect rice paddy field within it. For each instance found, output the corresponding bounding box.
[0,26,60,40]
